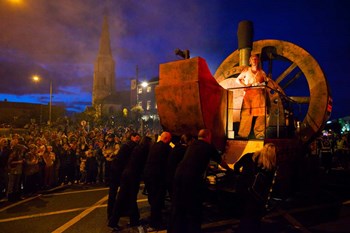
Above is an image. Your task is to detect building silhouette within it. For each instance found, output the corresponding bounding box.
[92,14,129,118]
[0,100,65,128]
[90,12,160,132]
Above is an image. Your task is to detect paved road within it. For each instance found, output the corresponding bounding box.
[0,185,113,233]
[1,168,350,233]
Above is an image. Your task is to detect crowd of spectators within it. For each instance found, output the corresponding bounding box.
[2,119,350,233]
[311,132,350,172]
[0,123,157,202]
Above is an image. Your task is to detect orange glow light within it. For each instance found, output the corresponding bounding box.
[32,75,40,82]
[8,0,23,4]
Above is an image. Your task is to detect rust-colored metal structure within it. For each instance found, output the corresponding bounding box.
[155,21,332,196]
[155,22,332,149]
[155,57,227,150]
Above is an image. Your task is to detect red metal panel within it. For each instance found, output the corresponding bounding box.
[156,57,227,150]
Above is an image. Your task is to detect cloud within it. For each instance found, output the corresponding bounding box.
[0,0,350,119]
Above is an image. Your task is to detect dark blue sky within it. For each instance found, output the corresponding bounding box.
[0,0,349,120]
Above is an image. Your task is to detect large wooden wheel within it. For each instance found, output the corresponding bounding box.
[214,39,332,143]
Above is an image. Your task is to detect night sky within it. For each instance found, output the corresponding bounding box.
[0,0,349,120]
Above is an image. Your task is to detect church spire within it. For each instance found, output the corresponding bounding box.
[98,15,112,56]
[92,11,116,109]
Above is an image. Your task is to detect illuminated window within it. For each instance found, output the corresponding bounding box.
[147,101,151,110]
[147,86,151,92]
[155,103,157,109]
[138,101,142,107]
[138,87,142,94]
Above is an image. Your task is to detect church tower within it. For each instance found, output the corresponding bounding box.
[92,15,116,110]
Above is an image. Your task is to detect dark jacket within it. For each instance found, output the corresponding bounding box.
[144,141,172,183]
[110,140,138,186]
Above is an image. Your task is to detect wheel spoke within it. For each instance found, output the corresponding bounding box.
[281,71,303,89]
[275,63,298,84]
[289,96,310,104]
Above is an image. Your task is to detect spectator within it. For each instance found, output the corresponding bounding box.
[334,134,348,169]
[103,134,120,186]
[166,133,194,199]
[107,132,141,220]
[7,143,26,201]
[168,129,232,233]
[60,143,76,185]
[85,142,98,184]
[108,136,153,231]
[23,144,40,195]
[36,144,46,189]
[43,145,56,188]
[79,151,87,184]
[320,136,333,174]
[233,143,277,233]
[0,138,10,199]
[69,137,80,184]
[95,139,105,184]
[144,131,172,231]
[51,137,62,186]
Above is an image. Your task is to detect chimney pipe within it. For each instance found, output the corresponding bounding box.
[237,20,254,66]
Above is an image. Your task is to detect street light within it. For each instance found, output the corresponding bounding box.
[32,75,53,125]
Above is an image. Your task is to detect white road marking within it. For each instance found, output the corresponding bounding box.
[0,198,149,223]
[51,197,148,233]
[0,206,87,223]
[0,187,109,213]
[44,187,109,196]
[51,195,109,233]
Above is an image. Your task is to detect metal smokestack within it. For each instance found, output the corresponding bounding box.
[237,20,253,66]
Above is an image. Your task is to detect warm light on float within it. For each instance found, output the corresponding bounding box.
[8,0,23,4]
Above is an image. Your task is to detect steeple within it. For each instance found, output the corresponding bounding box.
[98,15,113,56]
[92,14,116,108]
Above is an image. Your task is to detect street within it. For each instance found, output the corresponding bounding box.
[0,185,114,233]
[1,168,350,233]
